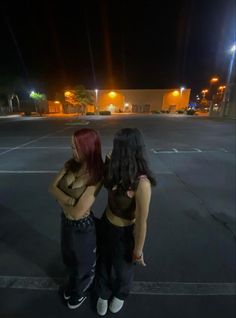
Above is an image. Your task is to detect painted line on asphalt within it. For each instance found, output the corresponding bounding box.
[0,146,230,153]
[0,170,174,175]
[0,147,70,150]
[0,276,235,295]
[0,146,112,150]
[0,127,73,157]
[0,170,58,174]
[150,148,229,154]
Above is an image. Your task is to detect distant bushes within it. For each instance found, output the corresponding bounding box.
[99,111,111,115]
[24,111,31,116]
[86,112,95,115]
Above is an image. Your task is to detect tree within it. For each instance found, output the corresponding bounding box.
[29,91,47,114]
[0,75,28,112]
[65,85,94,114]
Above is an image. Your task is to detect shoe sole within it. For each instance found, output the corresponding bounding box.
[109,307,123,314]
[67,297,87,309]
[97,311,108,316]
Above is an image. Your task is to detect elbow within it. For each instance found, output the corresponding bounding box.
[48,184,57,197]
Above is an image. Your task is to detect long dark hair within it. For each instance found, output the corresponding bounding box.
[105,128,156,191]
[65,128,103,185]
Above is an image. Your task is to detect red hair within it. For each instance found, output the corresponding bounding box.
[73,128,103,185]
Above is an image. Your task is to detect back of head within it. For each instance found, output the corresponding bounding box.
[105,128,156,191]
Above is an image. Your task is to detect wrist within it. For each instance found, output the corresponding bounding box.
[132,251,143,260]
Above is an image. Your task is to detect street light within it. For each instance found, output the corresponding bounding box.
[201,89,208,98]
[108,91,117,98]
[230,44,236,53]
[172,90,179,97]
[220,44,236,116]
[94,89,98,114]
[64,91,72,97]
[210,77,219,83]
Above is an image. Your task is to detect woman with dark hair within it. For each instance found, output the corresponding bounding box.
[49,128,103,310]
[96,128,156,316]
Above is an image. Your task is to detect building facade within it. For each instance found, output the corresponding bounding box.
[92,88,191,113]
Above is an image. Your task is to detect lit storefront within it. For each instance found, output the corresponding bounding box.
[91,88,191,113]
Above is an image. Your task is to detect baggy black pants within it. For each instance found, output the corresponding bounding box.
[96,213,135,300]
[61,213,96,298]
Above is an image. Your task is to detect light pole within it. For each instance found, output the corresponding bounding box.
[94,89,98,115]
[220,44,236,116]
[30,90,37,112]
[180,87,185,109]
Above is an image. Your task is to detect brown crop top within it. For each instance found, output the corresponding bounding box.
[105,155,149,220]
[58,170,88,201]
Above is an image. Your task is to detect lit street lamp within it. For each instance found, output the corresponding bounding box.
[230,44,236,53]
[218,85,226,95]
[220,43,236,116]
[210,77,219,84]
[94,89,98,114]
[201,89,208,98]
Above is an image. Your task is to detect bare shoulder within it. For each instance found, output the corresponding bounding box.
[136,177,151,194]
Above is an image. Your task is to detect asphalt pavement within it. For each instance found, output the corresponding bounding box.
[0,113,235,318]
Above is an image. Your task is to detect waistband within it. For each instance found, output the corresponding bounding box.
[62,212,94,226]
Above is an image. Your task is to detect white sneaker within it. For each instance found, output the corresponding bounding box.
[97,297,108,316]
[109,297,124,313]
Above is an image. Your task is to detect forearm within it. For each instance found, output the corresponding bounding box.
[134,221,147,256]
[61,195,94,220]
[49,185,75,206]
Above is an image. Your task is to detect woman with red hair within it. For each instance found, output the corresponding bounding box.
[49,128,103,310]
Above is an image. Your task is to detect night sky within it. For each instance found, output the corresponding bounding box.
[0,0,235,98]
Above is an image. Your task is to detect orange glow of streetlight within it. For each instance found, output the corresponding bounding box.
[172,90,180,97]
[210,77,219,83]
[201,89,208,93]
[218,85,226,90]
[64,91,72,97]
[108,91,117,98]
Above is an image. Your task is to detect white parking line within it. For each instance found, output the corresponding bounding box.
[0,147,70,150]
[0,170,58,174]
[0,276,235,295]
[0,170,174,174]
[0,127,73,157]
[150,148,229,154]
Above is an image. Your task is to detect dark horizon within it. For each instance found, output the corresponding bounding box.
[0,0,235,98]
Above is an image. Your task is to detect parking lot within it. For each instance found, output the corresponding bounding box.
[0,114,235,318]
